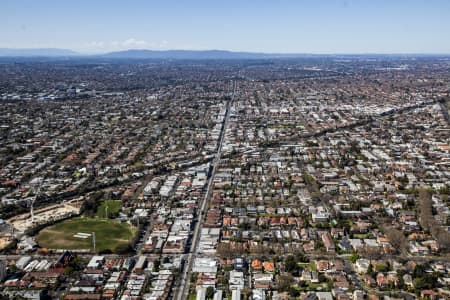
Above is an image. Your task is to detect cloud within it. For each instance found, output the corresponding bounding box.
[110,38,148,49]
[85,41,105,48]
[82,38,170,52]
[122,38,147,47]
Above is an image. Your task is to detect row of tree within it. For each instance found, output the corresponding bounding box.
[418,189,450,251]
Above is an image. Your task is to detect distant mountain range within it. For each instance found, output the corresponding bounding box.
[0,48,79,57]
[101,49,281,59]
[0,48,446,59]
[0,48,301,59]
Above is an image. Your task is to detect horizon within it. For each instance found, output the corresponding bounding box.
[1,0,450,54]
[1,47,450,56]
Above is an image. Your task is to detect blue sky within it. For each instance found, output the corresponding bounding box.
[1,0,450,53]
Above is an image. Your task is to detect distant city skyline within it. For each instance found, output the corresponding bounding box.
[1,0,450,54]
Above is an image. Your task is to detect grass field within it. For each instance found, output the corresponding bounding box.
[96,200,122,218]
[36,217,136,253]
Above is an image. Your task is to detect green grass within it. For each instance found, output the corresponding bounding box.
[188,294,196,300]
[298,262,317,271]
[96,200,122,218]
[353,233,369,239]
[307,283,325,290]
[36,217,136,253]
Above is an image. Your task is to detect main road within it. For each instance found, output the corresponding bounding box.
[175,81,236,300]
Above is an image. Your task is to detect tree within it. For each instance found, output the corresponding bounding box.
[418,188,450,251]
[216,243,232,258]
[295,251,309,263]
[64,266,74,275]
[284,255,299,273]
[360,246,382,260]
[289,286,300,297]
[350,253,360,264]
[152,260,160,272]
[206,286,214,299]
[382,226,407,253]
[413,264,426,278]
[419,189,433,232]
[367,264,374,276]
[413,273,439,291]
[277,274,294,292]
[241,288,252,299]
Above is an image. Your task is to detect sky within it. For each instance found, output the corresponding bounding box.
[1,0,450,54]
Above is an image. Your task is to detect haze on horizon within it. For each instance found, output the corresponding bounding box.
[1,0,450,54]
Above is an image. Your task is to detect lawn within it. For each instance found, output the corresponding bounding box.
[352,233,369,239]
[188,294,196,300]
[36,217,136,253]
[96,200,122,218]
[298,262,317,271]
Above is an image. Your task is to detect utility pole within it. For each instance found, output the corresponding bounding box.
[92,232,96,253]
[30,178,44,225]
[30,199,34,224]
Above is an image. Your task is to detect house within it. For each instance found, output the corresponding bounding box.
[410,242,430,255]
[262,261,275,273]
[133,256,146,274]
[376,237,390,247]
[316,260,329,273]
[316,292,333,300]
[232,289,241,300]
[271,292,289,300]
[87,256,104,269]
[353,290,365,300]
[338,237,352,251]
[301,269,312,281]
[253,273,273,289]
[311,207,330,223]
[229,271,245,290]
[252,289,265,300]
[196,287,206,300]
[3,290,45,300]
[214,290,223,300]
[420,290,436,300]
[355,259,370,274]
[321,232,335,252]
[303,241,315,253]
[251,259,262,272]
[16,256,32,270]
[363,275,376,287]
[376,273,389,288]
[234,258,246,271]
[403,274,413,287]
[193,257,217,274]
